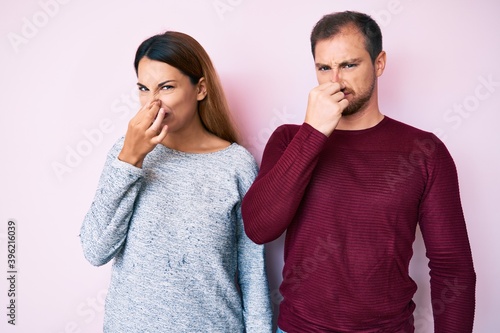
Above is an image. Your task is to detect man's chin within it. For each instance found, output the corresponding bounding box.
[341,107,361,117]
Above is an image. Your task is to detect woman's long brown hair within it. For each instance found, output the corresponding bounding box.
[134,31,239,143]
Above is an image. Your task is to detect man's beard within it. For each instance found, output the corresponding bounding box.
[342,74,376,116]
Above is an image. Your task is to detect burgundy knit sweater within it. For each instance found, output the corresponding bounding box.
[241,117,476,332]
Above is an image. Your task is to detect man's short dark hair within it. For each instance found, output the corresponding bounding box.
[310,11,383,63]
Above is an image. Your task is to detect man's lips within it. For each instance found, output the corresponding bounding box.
[342,90,353,98]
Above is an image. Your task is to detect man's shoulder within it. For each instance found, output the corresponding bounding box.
[274,123,302,135]
[383,117,449,157]
[385,116,427,132]
[266,123,303,144]
[384,116,438,140]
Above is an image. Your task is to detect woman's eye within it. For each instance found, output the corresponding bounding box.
[138,86,148,92]
[161,85,174,90]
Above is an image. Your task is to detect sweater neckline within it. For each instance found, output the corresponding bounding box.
[157,142,238,157]
[333,115,390,135]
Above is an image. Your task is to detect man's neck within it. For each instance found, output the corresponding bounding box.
[336,98,385,131]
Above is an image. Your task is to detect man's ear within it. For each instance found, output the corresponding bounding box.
[196,77,207,101]
[375,51,386,77]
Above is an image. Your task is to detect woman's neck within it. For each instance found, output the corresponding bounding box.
[161,125,230,153]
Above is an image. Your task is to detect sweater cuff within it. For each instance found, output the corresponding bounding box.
[297,122,329,149]
[108,157,144,184]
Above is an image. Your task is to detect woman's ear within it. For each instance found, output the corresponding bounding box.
[196,78,207,101]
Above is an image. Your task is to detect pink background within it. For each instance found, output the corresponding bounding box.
[1,0,499,332]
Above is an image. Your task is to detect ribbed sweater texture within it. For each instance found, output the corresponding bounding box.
[80,137,273,332]
[242,117,475,332]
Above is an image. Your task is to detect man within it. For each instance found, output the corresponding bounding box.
[241,11,476,333]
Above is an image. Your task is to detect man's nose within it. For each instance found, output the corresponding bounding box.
[330,69,341,83]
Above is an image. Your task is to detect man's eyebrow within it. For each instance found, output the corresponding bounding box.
[315,62,330,68]
[315,58,363,68]
[341,58,362,64]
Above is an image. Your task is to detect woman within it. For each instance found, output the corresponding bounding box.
[80,31,273,332]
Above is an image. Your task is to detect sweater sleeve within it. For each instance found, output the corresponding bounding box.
[80,138,144,266]
[418,137,476,332]
[235,154,273,332]
[241,123,328,244]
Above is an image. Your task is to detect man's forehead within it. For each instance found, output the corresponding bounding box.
[326,25,364,43]
[314,35,368,63]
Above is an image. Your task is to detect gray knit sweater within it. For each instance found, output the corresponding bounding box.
[80,137,273,332]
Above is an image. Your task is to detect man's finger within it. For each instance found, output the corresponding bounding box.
[339,98,349,110]
[332,91,345,102]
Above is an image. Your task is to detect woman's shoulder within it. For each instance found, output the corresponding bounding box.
[104,135,125,159]
[225,144,259,189]
[223,143,257,167]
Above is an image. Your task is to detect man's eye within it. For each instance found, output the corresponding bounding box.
[343,64,357,69]
[318,66,330,71]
